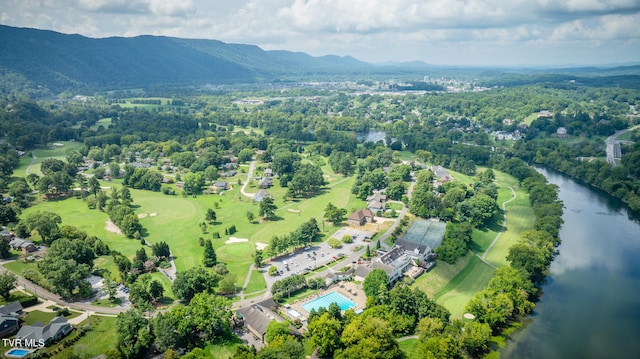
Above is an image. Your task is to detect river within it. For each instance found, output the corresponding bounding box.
[502,167,640,358]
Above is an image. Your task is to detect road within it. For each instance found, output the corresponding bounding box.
[605,125,640,166]
[240,159,257,197]
[378,175,416,249]
[0,262,129,315]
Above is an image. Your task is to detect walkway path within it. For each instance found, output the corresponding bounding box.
[25,153,37,175]
[477,184,517,268]
[240,159,257,198]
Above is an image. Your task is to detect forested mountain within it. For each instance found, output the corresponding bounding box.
[0,24,373,94]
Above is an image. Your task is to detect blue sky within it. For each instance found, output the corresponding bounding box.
[2,0,639,66]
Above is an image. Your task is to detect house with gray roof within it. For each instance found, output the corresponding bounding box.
[0,315,19,338]
[0,302,23,317]
[236,299,298,344]
[15,316,72,346]
[9,238,35,252]
[253,189,272,202]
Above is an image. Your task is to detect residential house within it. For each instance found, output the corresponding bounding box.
[214,181,228,190]
[539,110,553,118]
[9,238,36,252]
[253,190,272,202]
[0,302,24,317]
[236,299,298,344]
[0,315,19,338]
[347,209,375,227]
[15,316,72,346]
[0,229,12,241]
[432,165,451,182]
[263,168,273,177]
[258,178,273,189]
[556,127,567,138]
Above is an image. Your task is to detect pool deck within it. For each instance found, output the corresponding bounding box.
[289,282,366,320]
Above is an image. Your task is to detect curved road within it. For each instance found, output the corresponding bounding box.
[240,159,257,198]
[606,125,640,166]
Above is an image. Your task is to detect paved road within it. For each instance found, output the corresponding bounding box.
[240,159,257,197]
[605,125,640,166]
[0,262,129,315]
[379,176,416,250]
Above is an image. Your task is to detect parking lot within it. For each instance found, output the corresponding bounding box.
[262,227,374,288]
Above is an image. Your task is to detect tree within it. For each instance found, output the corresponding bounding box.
[308,312,343,357]
[218,273,237,294]
[205,208,217,223]
[149,280,164,301]
[203,239,217,267]
[0,273,17,300]
[365,245,371,258]
[152,241,170,258]
[327,238,342,249]
[172,267,221,302]
[253,249,264,268]
[265,321,291,344]
[183,172,205,196]
[246,210,255,223]
[324,202,347,224]
[0,240,10,259]
[0,205,17,227]
[338,316,401,359]
[116,309,152,359]
[363,269,390,302]
[22,211,62,244]
[259,197,277,220]
[37,238,95,298]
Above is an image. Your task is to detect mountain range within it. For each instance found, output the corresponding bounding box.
[0,24,379,94]
[2,24,640,96]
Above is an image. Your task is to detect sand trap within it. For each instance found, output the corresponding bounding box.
[256,242,268,250]
[100,186,111,189]
[105,219,122,235]
[463,313,476,320]
[150,212,157,217]
[225,237,249,244]
[288,209,301,213]
[138,213,148,218]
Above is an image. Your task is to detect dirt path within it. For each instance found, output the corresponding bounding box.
[481,185,517,263]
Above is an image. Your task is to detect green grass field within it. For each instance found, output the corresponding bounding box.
[433,256,495,318]
[413,253,495,319]
[399,338,421,359]
[18,159,364,298]
[54,316,118,358]
[244,268,268,294]
[14,141,84,177]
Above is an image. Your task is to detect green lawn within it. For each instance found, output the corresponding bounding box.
[14,141,83,177]
[0,291,33,306]
[433,256,495,319]
[18,160,365,295]
[399,338,421,359]
[24,309,81,325]
[484,205,534,267]
[243,268,267,294]
[54,316,118,358]
[413,253,495,319]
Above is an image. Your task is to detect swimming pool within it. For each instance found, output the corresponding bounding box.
[302,291,355,313]
[5,348,30,358]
